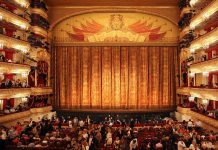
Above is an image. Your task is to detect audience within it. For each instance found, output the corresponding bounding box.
[0,114,217,150]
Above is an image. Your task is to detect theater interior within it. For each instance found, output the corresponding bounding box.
[0,0,218,149]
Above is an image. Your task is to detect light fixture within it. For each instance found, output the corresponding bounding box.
[21,72,28,78]
[202,99,209,105]
[0,42,4,49]
[21,97,28,102]
[203,72,209,77]
[0,15,3,21]
[203,43,209,49]
[189,96,195,102]
[190,0,198,7]
[189,72,195,77]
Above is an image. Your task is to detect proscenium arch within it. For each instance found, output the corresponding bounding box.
[50,8,178,31]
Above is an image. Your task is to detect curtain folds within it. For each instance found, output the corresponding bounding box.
[53,46,178,110]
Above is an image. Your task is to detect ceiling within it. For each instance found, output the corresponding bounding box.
[45,0,178,7]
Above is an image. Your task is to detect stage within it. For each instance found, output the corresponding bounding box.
[55,108,176,123]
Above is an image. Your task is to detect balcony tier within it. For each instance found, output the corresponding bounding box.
[190,0,218,29]
[190,57,218,73]
[0,106,52,124]
[0,7,29,30]
[190,27,218,52]
[0,62,30,74]
[180,7,192,18]
[177,106,218,131]
[177,87,218,100]
[0,87,52,99]
[31,26,48,38]
[31,8,48,19]
[179,26,190,40]
[0,34,30,52]
[31,87,53,96]
[0,88,31,99]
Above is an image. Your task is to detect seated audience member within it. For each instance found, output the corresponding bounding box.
[177,137,186,150]
[129,138,138,150]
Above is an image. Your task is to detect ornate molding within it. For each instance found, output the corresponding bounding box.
[177,106,218,129]
[179,26,190,40]
[0,87,53,99]
[50,8,178,30]
[190,58,218,73]
[0,7,30,29]
[0,88,31,99]
[190,27,218,52]
[0,62,30,74]
[31,87,53,96]
[30,48,50,64]
[31,26,48,38]
[31,8,48,19]
[176,87,190,95]
[0,34,30,52]
[190,0,218,29]
[0,106,52,124]
[53,42,178,47]
[177,87,218,100]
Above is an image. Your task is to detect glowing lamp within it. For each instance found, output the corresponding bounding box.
[203,72,209,77]
[189,72,195,77]
[189,96,195,102]
[202,99,209,105]
[21,72,28,78]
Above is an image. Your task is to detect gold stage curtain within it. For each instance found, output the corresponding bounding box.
[53,46,178,110]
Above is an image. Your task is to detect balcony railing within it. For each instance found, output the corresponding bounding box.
[189,57,218,73]
[31,8,48,19]
[177,106,218,129]
[0,7,30,30]
[190,27,218,52]
[0,33,30,52]
[31,26,48,38]
[0,61,30,74]
[0,87,52,99]
[0,106,52,124]
[190,0,218,29]
[177,87,218,100]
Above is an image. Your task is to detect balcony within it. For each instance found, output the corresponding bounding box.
[177,106,218,130]
[31,87,52,96]
[0,7,29,30]
[180,7,192,18]
[0,87,53,99]
[0,88,31,99]
[31,8,48,19]
[0,34,30,52]
[190,0,218,30]
[31,26,48,38]
[177,87,218,100]
[179,26,190,40]
[189,57,218,73]
[190,27,218,52]
[0,106,52,124]
[0,62,30,74]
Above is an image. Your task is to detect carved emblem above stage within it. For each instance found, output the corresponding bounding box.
[52,13,178,43]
